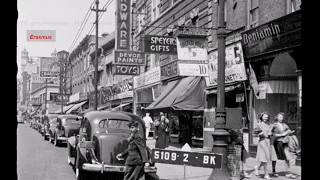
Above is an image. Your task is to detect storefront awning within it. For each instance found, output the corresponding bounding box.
[113,102,132,110]
[98,102,111,110]
[146,77,205,111]
[66,101,87,114]
[55,104,75,114]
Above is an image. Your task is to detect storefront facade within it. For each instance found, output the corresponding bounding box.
[241,10,302,155]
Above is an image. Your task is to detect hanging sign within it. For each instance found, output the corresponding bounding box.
[113,65,140,75]
[176,37,208,61]
[178,63,208,77]
[39,57,60,78]
[113,50,146,65]
[115,0,131,50]
[206,41,247,87]
[160,61,179,80]
[143,35,177,55]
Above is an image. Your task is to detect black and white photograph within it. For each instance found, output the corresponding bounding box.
[17,0,303,180]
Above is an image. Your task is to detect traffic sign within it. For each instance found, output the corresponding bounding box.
[151,148,222,169]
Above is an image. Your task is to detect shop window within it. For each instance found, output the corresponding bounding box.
[249,0,259,28]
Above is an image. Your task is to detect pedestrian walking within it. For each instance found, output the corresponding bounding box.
[272,112,298,179]
[227,128,251,179]
[117,121,149,180]
[155,116,169,149]
[143,112,153,139]
[253,112,278,180]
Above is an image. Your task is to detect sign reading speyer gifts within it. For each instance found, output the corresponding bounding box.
[241,10,302,59]
[143,35,177,55]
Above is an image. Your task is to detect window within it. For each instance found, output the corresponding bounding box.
[151,0,160,21]
[249,0,259,28]
[137,7,147,32]
[145,55,151,71]
[65,118,81,125]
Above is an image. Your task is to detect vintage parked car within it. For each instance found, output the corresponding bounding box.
[49,114,82,146]
[42,114,60,140]
[67,111,158,180]
[31,115,41,130]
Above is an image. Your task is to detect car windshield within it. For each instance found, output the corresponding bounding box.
[65,118,81,125]
[99,119,130,129]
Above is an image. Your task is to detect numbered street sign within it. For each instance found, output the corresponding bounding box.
[151,149,222,169]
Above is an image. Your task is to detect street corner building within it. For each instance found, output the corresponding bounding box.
[130,0,302,165]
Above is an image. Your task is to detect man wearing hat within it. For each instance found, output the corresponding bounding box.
[117,121,149,180]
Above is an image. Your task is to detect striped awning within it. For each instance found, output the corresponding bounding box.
[66,101,87,114]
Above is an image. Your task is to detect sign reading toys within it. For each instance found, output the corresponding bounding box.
[177,37,208,61]
[113,65,140,75]
[143,35,177,55]
[113,50,146,65]
[206,42,247,87]
[39,57,60,78]
[115,0,131,50]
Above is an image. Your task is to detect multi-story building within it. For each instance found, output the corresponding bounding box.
[132,0,302,157]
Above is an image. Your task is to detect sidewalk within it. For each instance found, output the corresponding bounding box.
[146,139,301,180]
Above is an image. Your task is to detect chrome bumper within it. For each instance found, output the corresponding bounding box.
[57,136,68,142]
[82,163,157,173]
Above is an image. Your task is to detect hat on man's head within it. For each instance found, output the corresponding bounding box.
[128,121,139,128]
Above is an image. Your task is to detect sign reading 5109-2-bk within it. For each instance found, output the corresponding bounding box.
[151,149,222,169]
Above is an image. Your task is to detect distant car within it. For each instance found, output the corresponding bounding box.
[42,114,60,141]
[49,114,82,147]
[67,111,158,180]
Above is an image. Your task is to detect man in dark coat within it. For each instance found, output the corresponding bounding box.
[117,121,148,180]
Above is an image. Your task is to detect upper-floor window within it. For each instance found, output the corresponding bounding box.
[137,7,147,33]
[249,0,259,28]
[287,0,298,14]
[151,0,160,22]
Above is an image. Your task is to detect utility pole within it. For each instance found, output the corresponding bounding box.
[208,0,230,180]
[44,79,48,114]
[91,0,106,111]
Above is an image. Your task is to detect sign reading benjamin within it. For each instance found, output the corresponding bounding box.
[113,65,140,75]
[133,67,161,89]
[143,35,177,55]
[39,57,60,78]
[241,10,302,59]
[177,37,208,61]
[206,42,247,87]
[161,61,179,80]
[178,63,208,77]
[115,0,131,50]
[114,50,146,65]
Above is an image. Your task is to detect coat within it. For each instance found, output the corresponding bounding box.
[121,131,149,166]
[284,135,300,153]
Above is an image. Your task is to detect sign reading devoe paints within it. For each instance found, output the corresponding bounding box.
[113,50,146,65]
[241,10,302,59]
[143,35,177,54]
[176,37,208,61]
[115,0,131,50]
[205,41,247,87]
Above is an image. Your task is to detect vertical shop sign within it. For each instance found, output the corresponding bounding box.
[115,0,131,50]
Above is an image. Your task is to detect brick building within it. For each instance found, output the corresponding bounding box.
[131,0,302,156]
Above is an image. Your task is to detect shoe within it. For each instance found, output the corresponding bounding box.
[286,174,298,179]
[254,166,260,176]
[271,172,279,177]
[264,174,272,180]
[242,172,251,178]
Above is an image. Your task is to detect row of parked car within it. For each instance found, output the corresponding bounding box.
[30,111,158,180]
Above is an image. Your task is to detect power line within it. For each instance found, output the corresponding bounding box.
[88,0,113,35]
[68,0,95,53]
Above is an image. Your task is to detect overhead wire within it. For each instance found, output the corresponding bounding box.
[68,0,95,53]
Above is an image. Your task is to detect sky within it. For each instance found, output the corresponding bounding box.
[17,0,116,78]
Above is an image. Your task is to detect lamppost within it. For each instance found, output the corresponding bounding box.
[208,0,230,179]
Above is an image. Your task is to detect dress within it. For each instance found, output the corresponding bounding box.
[155,122,168,149]
[272,122,295,161]
[121,132,148,180]
[256,122,278,163]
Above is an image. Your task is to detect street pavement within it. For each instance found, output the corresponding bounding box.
[17,123,301,180]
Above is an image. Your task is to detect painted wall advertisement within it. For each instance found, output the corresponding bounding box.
[115,0,131,50]
[176,37,208,61]
[143,35,177,55]
[134,66,161,89]
[101,80,133,103]
[39,57,60,78]
[206,42,247,87]
[178,63,208,77]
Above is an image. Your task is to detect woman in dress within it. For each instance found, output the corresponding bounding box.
[155,116,169,149]
[272,112,297,179]
[117,121,149,180]
[254,113,278,180]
